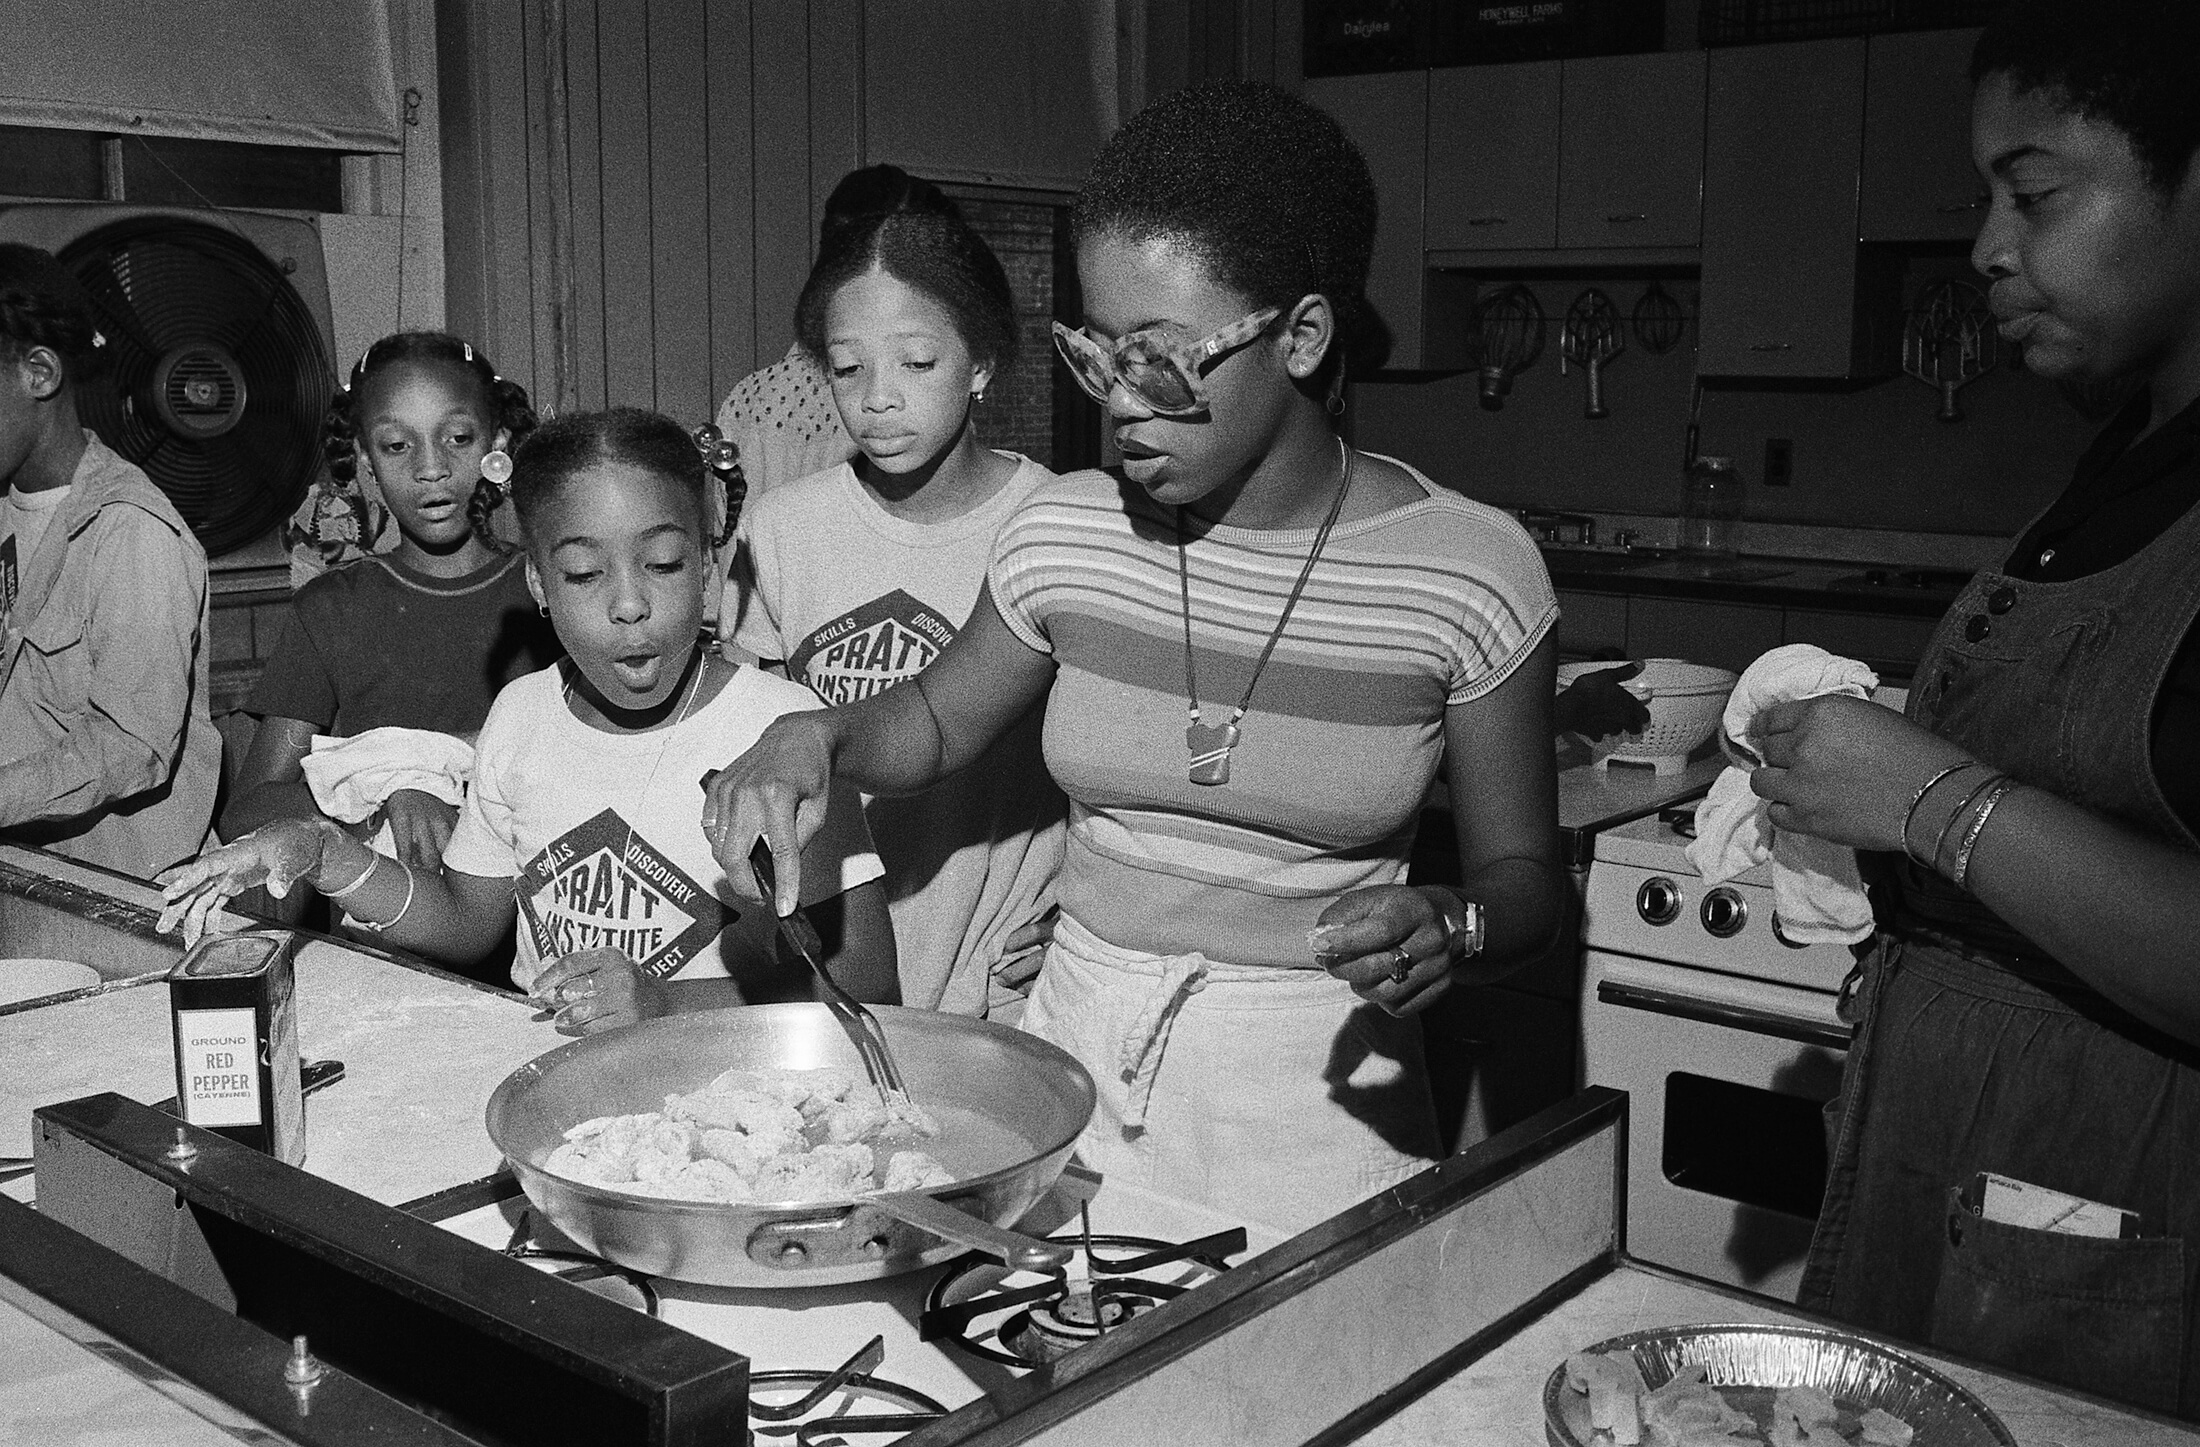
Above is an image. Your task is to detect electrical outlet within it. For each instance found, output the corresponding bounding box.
[1765,437,1794,487]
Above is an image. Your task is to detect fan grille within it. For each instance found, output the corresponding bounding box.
[60,217,331,556]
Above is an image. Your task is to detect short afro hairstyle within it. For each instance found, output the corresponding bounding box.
[1973,0,2200,194]
[1074,80,1377,360]
[794,210,1020,374]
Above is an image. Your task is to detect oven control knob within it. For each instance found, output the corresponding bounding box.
[1701,887,1748,938]
[1637,877,1683,926]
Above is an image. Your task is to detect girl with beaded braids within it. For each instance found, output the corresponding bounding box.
[162,407,893,1035]
[703,81,1566,1230]
[225,331,559,896]
[0,243,222,878]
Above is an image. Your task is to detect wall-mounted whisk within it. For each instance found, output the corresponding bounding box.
[1470,284,1548,412]
[1901,279,1999,423]
[1632,282,1687,356]
[1561,288,1625,420]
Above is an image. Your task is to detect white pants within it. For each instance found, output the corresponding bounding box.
[1021,913,1440,1235]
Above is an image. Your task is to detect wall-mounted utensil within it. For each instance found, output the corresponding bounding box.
[1470,283,1547,412]
[1631,282,1687,356]
[1560,288,1625,420]
[1901,278,1998,423]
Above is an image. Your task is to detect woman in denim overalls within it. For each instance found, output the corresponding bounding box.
[1751,1,2200,1417]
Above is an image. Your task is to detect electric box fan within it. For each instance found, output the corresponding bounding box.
[0,204,336,558]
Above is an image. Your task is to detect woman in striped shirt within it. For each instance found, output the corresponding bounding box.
[706,81,1566,1230]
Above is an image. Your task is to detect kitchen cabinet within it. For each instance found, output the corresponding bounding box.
[1860,28,1989,243]
[1555,588,1629,657]
[1426,61,1560,251]
[1557,51,1706,250]
[1308,69,1475,372]
[1426,53,1701,257]
[1627,596,1785,674]
[1784,607,1938,677]
[1698,39,1899,379]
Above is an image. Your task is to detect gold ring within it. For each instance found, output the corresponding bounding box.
[1387,947,1414,985]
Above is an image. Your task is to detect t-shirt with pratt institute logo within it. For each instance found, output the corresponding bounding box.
[442,660,885,990]
[787,589,959,704]
[729,455,1067,1016]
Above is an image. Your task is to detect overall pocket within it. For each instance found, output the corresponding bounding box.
[1931,1188,2186,1412]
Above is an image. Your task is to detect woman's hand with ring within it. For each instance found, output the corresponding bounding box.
[529,948,663,1036]
[1309,885,1455,1016]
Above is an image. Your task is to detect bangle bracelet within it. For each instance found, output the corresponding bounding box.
[352,858,416,933]
[320,850,379,900]
[1951,779,2017,888]
[1900,761,1981,862]
[1927,772,2004,876]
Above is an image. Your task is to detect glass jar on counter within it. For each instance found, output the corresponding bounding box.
[1679,455,1744,558]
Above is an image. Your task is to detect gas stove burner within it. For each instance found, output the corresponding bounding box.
[750,1335,946,1446]
[921,1213,1246,1369]
[501,1210,661,1316]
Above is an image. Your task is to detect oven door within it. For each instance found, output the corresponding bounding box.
[1581,951,1851,1301]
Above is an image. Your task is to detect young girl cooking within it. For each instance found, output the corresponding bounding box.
[162,408,895,1032]
[1752,0,2200,1414]
[226,333,558,879]
[729,206,1066,1018]
[705,81,1566,1230]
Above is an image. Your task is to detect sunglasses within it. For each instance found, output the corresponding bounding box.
[1051,306,1282,417]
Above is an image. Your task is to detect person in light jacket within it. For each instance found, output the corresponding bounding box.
[0,244,219,878]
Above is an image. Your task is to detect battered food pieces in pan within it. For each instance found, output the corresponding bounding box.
[544,1065,954,1204]
[1561,1353,1916,1447]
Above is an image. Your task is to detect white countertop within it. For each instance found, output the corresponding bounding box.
[1,939,554,1205]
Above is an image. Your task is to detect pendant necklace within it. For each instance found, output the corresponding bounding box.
[562,647,711,796]
[1175,436,1354,786]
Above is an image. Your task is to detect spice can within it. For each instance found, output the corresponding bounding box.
[168,931,304,1164]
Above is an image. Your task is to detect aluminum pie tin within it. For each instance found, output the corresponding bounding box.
[1543,1324,2017,1447]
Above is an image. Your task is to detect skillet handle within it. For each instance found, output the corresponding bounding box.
[870,1191,1073,1273]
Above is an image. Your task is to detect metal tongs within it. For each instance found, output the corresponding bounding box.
[748,838,909,1099]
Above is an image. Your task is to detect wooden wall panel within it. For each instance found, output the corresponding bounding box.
[750,2,814,388]
[595,4,656,409]
[703,1,756,395]
[563,0,608,410]
[647,0,712,425]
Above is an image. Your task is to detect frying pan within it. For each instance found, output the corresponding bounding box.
[486,1004,1097,1287]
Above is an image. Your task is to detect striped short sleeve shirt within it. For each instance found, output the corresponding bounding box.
[986,456,1557,967]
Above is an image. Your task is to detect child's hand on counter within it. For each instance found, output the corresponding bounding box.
[530,948,665,1036]
[156,819,343,945]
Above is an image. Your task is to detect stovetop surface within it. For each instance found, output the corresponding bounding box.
[438,1174,1288,1420]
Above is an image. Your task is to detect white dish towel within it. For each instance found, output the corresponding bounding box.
[300,727,475,859]
[1687,644,1881,946]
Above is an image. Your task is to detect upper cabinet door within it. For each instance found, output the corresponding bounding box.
[1305,71,1431,369]
[1698,39,1871,377]
[1860,28,1989,242]
[1426,61,1561,251]
[1558,51,1706,249]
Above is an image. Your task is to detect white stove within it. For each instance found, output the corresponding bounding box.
[1579,804,1858,1302]
[437,1173,1290,1440]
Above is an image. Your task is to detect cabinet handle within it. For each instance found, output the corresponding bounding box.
[1605,213,1646,224]
[1934,193,1990,214]
[1466,216,1508,227]
[1748,342,1793,352]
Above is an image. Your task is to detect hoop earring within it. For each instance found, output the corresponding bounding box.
[972,387,987,406]
[480,449,514,489]
[537,603,550,617]
[1326,390,1346,419]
